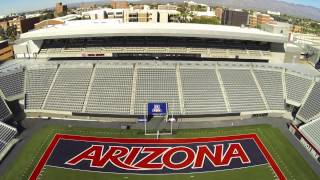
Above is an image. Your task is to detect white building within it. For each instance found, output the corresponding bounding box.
[261,22,292,36]
[191,7,215,17]
[267,10,281,16]
[82,8,180,23]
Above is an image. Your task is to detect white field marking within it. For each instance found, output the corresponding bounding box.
[44,163,269,176]
[258,130,294,179]
[21,129,57,180]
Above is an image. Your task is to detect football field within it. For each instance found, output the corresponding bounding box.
[1,123,319,180]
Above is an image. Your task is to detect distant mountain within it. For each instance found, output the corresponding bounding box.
[137,0,320,20]
[213,0,320,20]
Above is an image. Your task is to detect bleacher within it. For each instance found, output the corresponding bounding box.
[297,81,320,123]
[285,73,313,105]
[0,122,17,155]
[180,67,228,114]
[38,37,271,60]
[134,67,181,115]
[20,61,320,118]
[254,69,285,110]
[219,68,267,112]
[25,65,58,110]
[43,64,93,112]
[0,93,12,122]
[85,64,133,115]
[299,118,320,152]
[0,67,25,100]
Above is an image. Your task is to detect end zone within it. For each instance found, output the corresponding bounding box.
[29,133,286,180]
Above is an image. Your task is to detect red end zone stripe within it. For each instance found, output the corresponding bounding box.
[253,134,286,180]
[53,133,257,144]
[29,133,286,180]
[29,134,62,180]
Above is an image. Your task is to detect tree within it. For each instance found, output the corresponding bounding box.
[40,12,54,21]
[6,26,17,41]
[177,5,190,23]
[0,28,5,40]
[190,16,220,25]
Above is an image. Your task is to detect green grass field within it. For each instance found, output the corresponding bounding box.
[1,124,319,180]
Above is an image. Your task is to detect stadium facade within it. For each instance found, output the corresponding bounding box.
[14,22,287,63]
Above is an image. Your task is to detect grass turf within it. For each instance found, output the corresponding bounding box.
[1,124,319,180]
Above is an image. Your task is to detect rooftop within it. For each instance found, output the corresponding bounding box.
[17,22,287,44]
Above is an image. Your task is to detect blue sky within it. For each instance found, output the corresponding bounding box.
[0,0,95,15]
[0,0,320,16]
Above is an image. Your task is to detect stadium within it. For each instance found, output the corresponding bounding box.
[0,21,319,180]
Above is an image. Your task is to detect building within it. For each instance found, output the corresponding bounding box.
[0,40,13,61]
[261,22,292,36]
[82,9,180,23]
[132,5,145,10]
[221,9,248,26]
[123,10,179,23]
[80,3,97,10]
[292,25,302,33]
[0,20,9,31]
[158,4,178,11]
[292,33,320,67]
[191,7,215,17]
[9,16,40,33]
[249,15,257,28]
[19,17,40,33]
[267,10,280,16]
[111,1,129,9]
[34,14,81,29]
[35,19,64,29]
[55,2,68,17]
[257,13,273,25]
[25,13,42,19]
[214,7,223,19]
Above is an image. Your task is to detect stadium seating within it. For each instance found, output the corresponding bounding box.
[0,122,17,154]
[43,64,93,112]
[219,68,267,112]
[253,69,285,110]
[285,73,313,105]
[0,94,12,122]
[38,36,272,61]
[180,67,228,114]
[0,68,25,100]
[297,81,320,122]
[85,64,133,114]
[134,67,181,115]
[25,65,58,110]
[21,61,320,118]
[300,118,320,150]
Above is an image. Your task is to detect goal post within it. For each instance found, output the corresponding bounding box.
[143,102,174,137]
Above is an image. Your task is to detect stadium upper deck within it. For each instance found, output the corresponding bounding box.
[17,21,286,43]
[13,21,287,62]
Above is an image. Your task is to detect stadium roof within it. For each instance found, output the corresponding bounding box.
[17,21,287,43]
